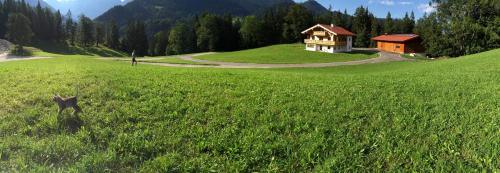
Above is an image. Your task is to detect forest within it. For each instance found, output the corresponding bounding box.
[0,0,498,57]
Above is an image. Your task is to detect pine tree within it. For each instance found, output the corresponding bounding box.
[54,10,64,41]
[150,30,169,56]
[124,20,148,56]
[352,6,372,47]
[344,9,352,31]
[0,1,5,38]
[383,12,393,34]
[401,12,415,34]
[95,23,104,46]
[370,15,380,47]
[105,20,120,49]
[77,15,95,46]
[282,5,312,43]
[260,5,289,44]
[6,13,32,53]
[44,8,55,39]
[33,2,45,39]
[65,10,76,45]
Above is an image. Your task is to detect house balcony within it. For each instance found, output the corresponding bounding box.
[313,31,326,36]
[304,39,346,46]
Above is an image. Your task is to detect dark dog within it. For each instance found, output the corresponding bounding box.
[53,95,82,115]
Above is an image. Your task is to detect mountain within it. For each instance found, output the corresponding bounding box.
[0,0,52,8]
[95,0,329,36]
[43,0,131,18]
[95,0,294,26]
[300,0,329,14]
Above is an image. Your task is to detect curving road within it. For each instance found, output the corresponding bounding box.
[1,48,411,69]
[141,49,410,69]
[0,52,52,62]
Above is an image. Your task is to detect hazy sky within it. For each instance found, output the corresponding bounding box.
[296,0,436,18]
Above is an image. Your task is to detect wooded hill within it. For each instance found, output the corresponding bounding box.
[95,0,327,34]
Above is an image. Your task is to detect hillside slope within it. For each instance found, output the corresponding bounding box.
[43,0,130,19]
[95,0,294,26]
[0,48,497,171]
[301,0,329,14]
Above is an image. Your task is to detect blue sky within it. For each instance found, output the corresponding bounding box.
[296,0,436,19]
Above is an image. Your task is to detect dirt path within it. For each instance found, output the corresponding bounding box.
[0,53,53,62]
[142,49,410,69]
[2,49,410,68]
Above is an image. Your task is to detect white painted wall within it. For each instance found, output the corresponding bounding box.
[304,36,353,54]
[347,36,352,52]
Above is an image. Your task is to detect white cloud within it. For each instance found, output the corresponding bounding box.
[418,3,437,13]
[399,1,413,5]
[369,0,413,6]
[380,0,395,5]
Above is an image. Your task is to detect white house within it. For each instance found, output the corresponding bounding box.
[301,24,355,53]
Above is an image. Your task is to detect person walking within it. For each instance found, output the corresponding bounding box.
[131,50,137,66]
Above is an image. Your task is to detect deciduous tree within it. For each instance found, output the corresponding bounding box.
[167,22,196,55]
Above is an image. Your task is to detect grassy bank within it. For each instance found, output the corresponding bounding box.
[197,44,378,64]
[0,48,498,172]
[27,41,128,57]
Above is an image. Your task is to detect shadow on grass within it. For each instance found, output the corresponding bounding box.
[31,41,127,57]
[8,47,33,57]
[57,113,84,133]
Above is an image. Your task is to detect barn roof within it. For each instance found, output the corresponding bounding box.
[301,24,355,36]
[371,34,420,42]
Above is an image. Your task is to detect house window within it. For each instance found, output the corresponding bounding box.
[328,46,331,49]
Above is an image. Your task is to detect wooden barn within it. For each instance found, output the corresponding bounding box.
[371,34,424,54]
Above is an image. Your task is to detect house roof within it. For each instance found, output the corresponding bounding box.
[301,24,355,36]
[371,34,420,42]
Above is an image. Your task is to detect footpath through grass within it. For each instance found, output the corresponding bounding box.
[197,44,378,64]
[139,57,216,65]
[0,49,498,172]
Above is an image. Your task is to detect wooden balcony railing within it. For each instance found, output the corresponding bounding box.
[304,39,347,46]
[313,31,326,36]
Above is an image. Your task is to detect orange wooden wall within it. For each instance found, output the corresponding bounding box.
[377,41,405,54]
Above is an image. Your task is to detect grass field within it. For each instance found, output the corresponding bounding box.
[0,48,498,172]
[197,44,378,64]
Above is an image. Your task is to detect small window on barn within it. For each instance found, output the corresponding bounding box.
[396,45,401,49]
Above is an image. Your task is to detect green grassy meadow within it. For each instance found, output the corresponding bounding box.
[197,44,378,64]
[0,48,499,172]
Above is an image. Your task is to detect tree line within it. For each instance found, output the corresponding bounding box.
[414,0,500,57]
[0,0,123,52]
[1,0,498,58]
